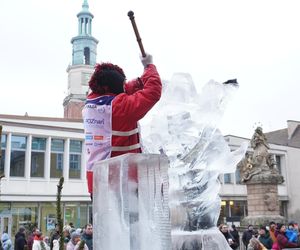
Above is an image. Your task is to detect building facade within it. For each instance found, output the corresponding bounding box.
[1,117,299,236]
[0,115,89,238]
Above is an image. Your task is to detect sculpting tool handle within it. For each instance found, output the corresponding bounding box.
[128,11,146,58]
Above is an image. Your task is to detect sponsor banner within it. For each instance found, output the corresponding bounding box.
[85,118,105,125]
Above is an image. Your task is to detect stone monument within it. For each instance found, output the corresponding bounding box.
[238,127,285,226]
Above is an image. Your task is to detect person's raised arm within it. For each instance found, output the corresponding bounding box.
[115,53,162,121]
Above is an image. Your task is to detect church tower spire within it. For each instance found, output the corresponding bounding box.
[82,0,89,9]
[72,0,98,65]
[63,0,99,119]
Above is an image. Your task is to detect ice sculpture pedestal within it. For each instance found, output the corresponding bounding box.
[93,153,171,250]
[172,228,233,250]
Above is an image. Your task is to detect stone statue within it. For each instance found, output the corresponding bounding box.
[238,127,283,184]
[241,127,285,227]
[251,127,269,168]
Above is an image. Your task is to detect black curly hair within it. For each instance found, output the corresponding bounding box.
[89,63,126,95]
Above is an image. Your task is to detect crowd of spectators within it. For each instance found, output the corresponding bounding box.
[220,221,300,250]
[0,223,93,250]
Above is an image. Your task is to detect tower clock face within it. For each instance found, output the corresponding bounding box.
[82,72,91,85]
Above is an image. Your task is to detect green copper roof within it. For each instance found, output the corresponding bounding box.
[77,0,93,17]
[82,0,89,10]
[71,0,98,66]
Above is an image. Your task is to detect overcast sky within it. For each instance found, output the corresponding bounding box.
[0,0,299,138]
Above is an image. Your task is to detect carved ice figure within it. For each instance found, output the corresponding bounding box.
[140,73,247,249]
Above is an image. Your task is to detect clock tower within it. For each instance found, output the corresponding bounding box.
[63,0,99,119]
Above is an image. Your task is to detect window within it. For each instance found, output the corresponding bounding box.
[64,203,88,228]
[219,200,247,224]
[31,137,46,178]
[1,134,6,176]
[230,200,247,217]
[10,135,27,177]
[69,140,82,179]
[11,203,38,239]
[84,47,90,65]
[56,154,63,171]
[50,139,64,178]
[235,169,241,184]
[224,173,232,184]
[279,201,288,217]
[39,203,56,234]
[275,155,282,174]
[70,154,80,170]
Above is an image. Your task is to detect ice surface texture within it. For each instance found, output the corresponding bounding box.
[140,73,248,231]
[93,154,171,250]
[172,228,233,250]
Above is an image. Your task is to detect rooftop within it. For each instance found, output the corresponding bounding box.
[265,121,300,148]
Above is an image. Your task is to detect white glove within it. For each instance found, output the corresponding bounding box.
[140,53,153,68]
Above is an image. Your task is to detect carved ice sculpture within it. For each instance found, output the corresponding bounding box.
[140,73,247,249]
[93,154,171,250]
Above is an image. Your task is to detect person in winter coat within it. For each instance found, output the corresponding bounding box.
[50,224,60,250]
[1,233,12,250]
[220,224,239,249]
[66,232,88,250]
[32,230,49,250]
[247,237,267,250]
[14,227,27,250]
[230,224,240,248]
[274,224,299,250]
[51,239,60,250]
[82,53,162,196]
[269,221,277,244]
[81,224,92,250]
[258,226,273,249]
[286,222,299,243]
[62,225,71,246]
[242,225,256,250]
[27,227,37,250]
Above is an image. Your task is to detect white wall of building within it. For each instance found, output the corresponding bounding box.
[0,116,89,202]
[285,146,300,221]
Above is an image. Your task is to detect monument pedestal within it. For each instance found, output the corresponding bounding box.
[242,174,285,226]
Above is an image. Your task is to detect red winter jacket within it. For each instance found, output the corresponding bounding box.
[85,64,162,193]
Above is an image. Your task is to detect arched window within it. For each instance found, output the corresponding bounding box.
[84,47,90,65]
